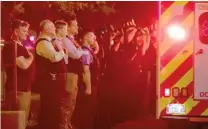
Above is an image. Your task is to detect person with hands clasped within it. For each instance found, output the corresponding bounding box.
[61,15,85,129]
[35,19,66,129]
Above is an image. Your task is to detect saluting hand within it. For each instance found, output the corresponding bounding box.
[141,27,150,35]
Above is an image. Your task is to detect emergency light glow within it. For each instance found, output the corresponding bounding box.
[167,25,186,41]
[29,36,35,41]
[165,88,170,97]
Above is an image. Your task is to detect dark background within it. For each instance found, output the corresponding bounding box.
[1,1,158,39]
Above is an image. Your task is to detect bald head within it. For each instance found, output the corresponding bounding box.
[39,19,56,37]
[40,20,51,31]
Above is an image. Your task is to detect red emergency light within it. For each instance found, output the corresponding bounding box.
[172,87,180,97]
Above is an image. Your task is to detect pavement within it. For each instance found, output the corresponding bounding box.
[115,116,169,129]
[23,93,208,129]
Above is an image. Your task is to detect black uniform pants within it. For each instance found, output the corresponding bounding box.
[72,85,98,129]
[38,73,66,129]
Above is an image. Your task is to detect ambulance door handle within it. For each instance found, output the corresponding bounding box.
[196,49,204,55]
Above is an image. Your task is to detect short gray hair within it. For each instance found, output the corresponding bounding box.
[40,19,52,31]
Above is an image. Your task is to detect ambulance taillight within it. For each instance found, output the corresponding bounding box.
[164,88,170,97]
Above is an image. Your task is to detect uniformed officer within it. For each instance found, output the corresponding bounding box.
[73,29,99,129]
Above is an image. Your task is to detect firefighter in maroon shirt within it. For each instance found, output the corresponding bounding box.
[2,19,34,128]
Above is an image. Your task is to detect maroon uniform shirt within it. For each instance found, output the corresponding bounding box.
[2,40,34,92]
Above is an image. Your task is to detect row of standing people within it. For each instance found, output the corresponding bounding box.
[96,24,156,128]
[2,17,100,129]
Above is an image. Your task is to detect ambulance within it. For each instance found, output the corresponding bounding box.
[157,1,208,122]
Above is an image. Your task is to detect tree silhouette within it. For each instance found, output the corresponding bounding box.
[2,1,115,20]
[1,1,116,39]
